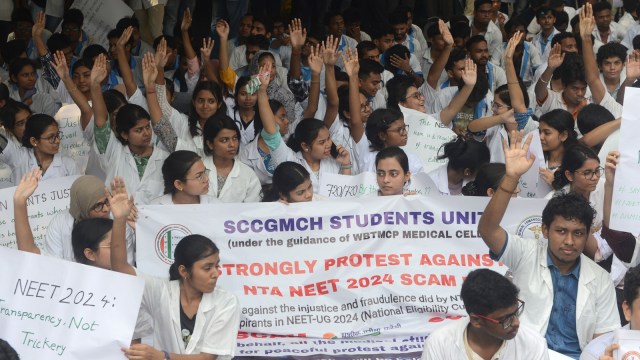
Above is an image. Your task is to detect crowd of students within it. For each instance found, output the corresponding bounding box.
[3,0,640,359]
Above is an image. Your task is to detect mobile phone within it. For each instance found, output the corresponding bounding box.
[330,143,339,158]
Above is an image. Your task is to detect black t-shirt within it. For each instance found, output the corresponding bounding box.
[180,304,196,347]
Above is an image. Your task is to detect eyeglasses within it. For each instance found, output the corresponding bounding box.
[574,166,604,180]
[491,101,511,111]
[90,198,110,213]
[185,169,211,183]
[472,299,525,329]
[40,131,62,144]
[387,124,409,135]
[404,92,424,101]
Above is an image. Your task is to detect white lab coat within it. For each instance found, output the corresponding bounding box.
[203,157,262,202]
[136,270,240,358]
[95,131,168,205]
[498,233,620,349]
[149,193,219,204]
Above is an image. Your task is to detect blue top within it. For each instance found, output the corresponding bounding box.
[546,252,581,359]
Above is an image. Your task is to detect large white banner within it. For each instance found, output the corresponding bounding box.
[0,246,144,359]
[137,196,547,342]
[0,176,77,249]
[401,108,457,173]
[610,88,640,232]
[55,104,92,173]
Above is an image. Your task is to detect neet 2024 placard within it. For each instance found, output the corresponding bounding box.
[0,247,144,359]
[137,195,546,354]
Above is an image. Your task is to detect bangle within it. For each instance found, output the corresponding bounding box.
[340,164,353,169]
[507,81,519,84]
[539,77,550,84]
[498,184,516,194]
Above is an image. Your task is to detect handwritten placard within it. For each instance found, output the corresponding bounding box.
[400,107,457,173]
[409,172,438,196]
[54,104,91,173]
[610,88,640,233]
[0,246,144,359]
[0,176,77,249]
[318,172,378,198]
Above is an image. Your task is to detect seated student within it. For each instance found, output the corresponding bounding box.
[499,18,543,88]
[375,146,412,197]
[535,49,588,119]
[230,15,275,71]
[539,109,579,185]
[343,7,371,43]
[467,35,507,94]
[115,16,153,57]
[150,150,219,205]
[591,1,624,44]
[357,40,394,100]
[594,43,627,100]
[358,59,386,110]
[262,161,314,203]
[82,44,125,93]
[421,20,454,90]
[7,58,60,116]
[451,21,472,51]
[421,268,549,359]
[61,9,92,57]
[107,27,144,91]
[323,10,358,70]
[389,7,422,57]
[45,174,135,263]
[428,137,491,196]
[477,131,620,358]
[462,162,522,197]
[469,0,504,65]
[13,169,116,269]
[581,265,640,359]
[108,178,240,358]
[531,6,560,63]
[0,112,79,183]
[382,44,424,88]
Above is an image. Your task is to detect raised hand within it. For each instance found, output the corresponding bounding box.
[627,50,640,80]
[90,54,108,86]
[390,53,411,73]
[579,3,595,38]
[117,26,134,49]
[108,177,131,220]
[289,18,307,49]
[200,37,214,61]
[52,50,70,80]
[322,35,341,66]
[439,20,453,47]
[504,31,523,62]
[32,11,45,39]
[13,168,42,204]
[605,151,619,184]
[334,144,351,166]
[181,8,192,33]
[257,62,272,91]
[460,58,477,86]
[503,130,535,179]
[215,19,230,40]
[142,52,158,89]
[341,47,359,78]
[154,37,168,69]
[308,43,323,74]
[547,43,565,70]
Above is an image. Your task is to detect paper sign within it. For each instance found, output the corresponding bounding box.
[67,0,134,49]
[54,104,92,173]
[614,328,640,360]
[318,172,378,198]
[0,246,144,359]
[400,107,457,173]
[409,172,437,196]
[610,88,640,232]
[0,176,78,249]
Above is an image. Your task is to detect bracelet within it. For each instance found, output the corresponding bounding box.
[498,184,516,194]
[340,164,353,169]
[539,77,550,84]
[507,81,519,84]
[162,350,170,360]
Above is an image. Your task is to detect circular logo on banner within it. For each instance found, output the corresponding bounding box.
[155,224,192,264]
[516,216,543,239]
[622,351,640,360]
